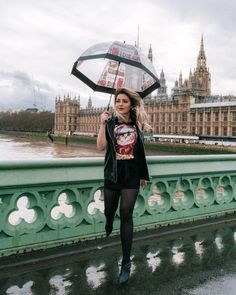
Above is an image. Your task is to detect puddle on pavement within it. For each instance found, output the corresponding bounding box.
[1,220,236,294]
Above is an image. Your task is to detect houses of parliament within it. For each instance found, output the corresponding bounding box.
[54,37,236,137]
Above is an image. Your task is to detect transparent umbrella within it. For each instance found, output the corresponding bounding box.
[71,41,160,108]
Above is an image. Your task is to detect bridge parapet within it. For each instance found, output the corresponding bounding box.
[1,155,236,257]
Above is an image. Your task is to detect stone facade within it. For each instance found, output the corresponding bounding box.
[145,94,236,136]
[54,95,80,135]
[178,35,211,99]
[54,95,111,135]
[144,36,236,137]
[78,105,109,134]
[54,37,236,137]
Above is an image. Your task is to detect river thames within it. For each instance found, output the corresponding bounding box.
[0,134,104,160]
[0,134,179,160]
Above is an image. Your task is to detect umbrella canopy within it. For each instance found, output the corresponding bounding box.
[71,41,160,98]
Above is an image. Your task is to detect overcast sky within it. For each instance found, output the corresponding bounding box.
[0,0,236,111]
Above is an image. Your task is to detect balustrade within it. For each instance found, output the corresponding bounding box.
[1,155,236,257]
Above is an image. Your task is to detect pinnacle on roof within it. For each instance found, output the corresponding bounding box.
[160,69,164,76]
[197,35,207,69]
[148,44,153,62]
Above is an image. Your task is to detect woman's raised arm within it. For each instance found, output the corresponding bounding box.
[97,111,109,150]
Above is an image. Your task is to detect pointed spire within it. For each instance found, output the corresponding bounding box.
[197,34,207,69]
[136,25,140,48]
[192,35,211,96]
[179,71,183,87]
[158,69,167,95]
[148,44,153,63]
[160,68,164,78]
[200,34,205,57]
[189,68,193,78]
[201,34,204,49]
[88,96,92,108]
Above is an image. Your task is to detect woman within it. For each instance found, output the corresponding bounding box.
[97,87,150,284]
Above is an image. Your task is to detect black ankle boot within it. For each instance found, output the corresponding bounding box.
[105,222,113,237]
[118,262,131,284]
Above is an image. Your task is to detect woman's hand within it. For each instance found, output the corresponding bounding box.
[97,111,110,150]
[140,179,147,189]
[100,111,110,125]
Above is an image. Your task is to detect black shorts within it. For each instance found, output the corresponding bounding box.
[104,159,140,190]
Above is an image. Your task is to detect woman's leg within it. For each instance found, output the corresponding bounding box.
[119,188,139,265]
[104,188,120,236]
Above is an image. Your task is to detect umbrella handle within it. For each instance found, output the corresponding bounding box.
[106,94,112,111]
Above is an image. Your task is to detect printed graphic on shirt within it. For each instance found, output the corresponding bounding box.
[114,124,137,160]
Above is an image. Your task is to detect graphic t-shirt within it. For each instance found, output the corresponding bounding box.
[114,123,137,160]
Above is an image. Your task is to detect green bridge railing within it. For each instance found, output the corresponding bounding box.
[1,155,236,257]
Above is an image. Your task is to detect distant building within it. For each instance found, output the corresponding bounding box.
[157,69,168,100]
[54,95,80,135]
[54,94,109,135]
[145,36,236,137]
[54,36,236,138]
[25,108,38,113]
[178,35,211,99]
[78,104,109,134]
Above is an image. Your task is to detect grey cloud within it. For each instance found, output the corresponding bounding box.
[0,0,236,110]
[0,71,54,92]
[156,0,236,30]
[0,71,58,110]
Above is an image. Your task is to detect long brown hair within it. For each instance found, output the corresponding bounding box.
[114,88,151,131]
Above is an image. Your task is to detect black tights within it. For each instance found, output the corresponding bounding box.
[104,188,139,265]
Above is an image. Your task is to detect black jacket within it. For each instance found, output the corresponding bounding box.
[104,117,150,183]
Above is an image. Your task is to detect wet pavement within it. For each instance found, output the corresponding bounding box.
[1,218,236,294]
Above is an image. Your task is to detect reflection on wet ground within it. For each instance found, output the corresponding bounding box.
[1,219,236,294]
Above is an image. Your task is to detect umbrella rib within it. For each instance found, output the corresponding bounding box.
[79,54,159,83]
[71,64,97,91]
[139,81,161,98]
[79,53,142,68]
[72,41,161,98]
[106,61,120,110]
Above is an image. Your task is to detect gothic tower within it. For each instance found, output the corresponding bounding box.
[158,69,167,94]
[190,35,211,97]
[144,44,154,99]
[148,44,153,63]
[54,95,80,135]
[179,71,183,88]
[87,96,92,109]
